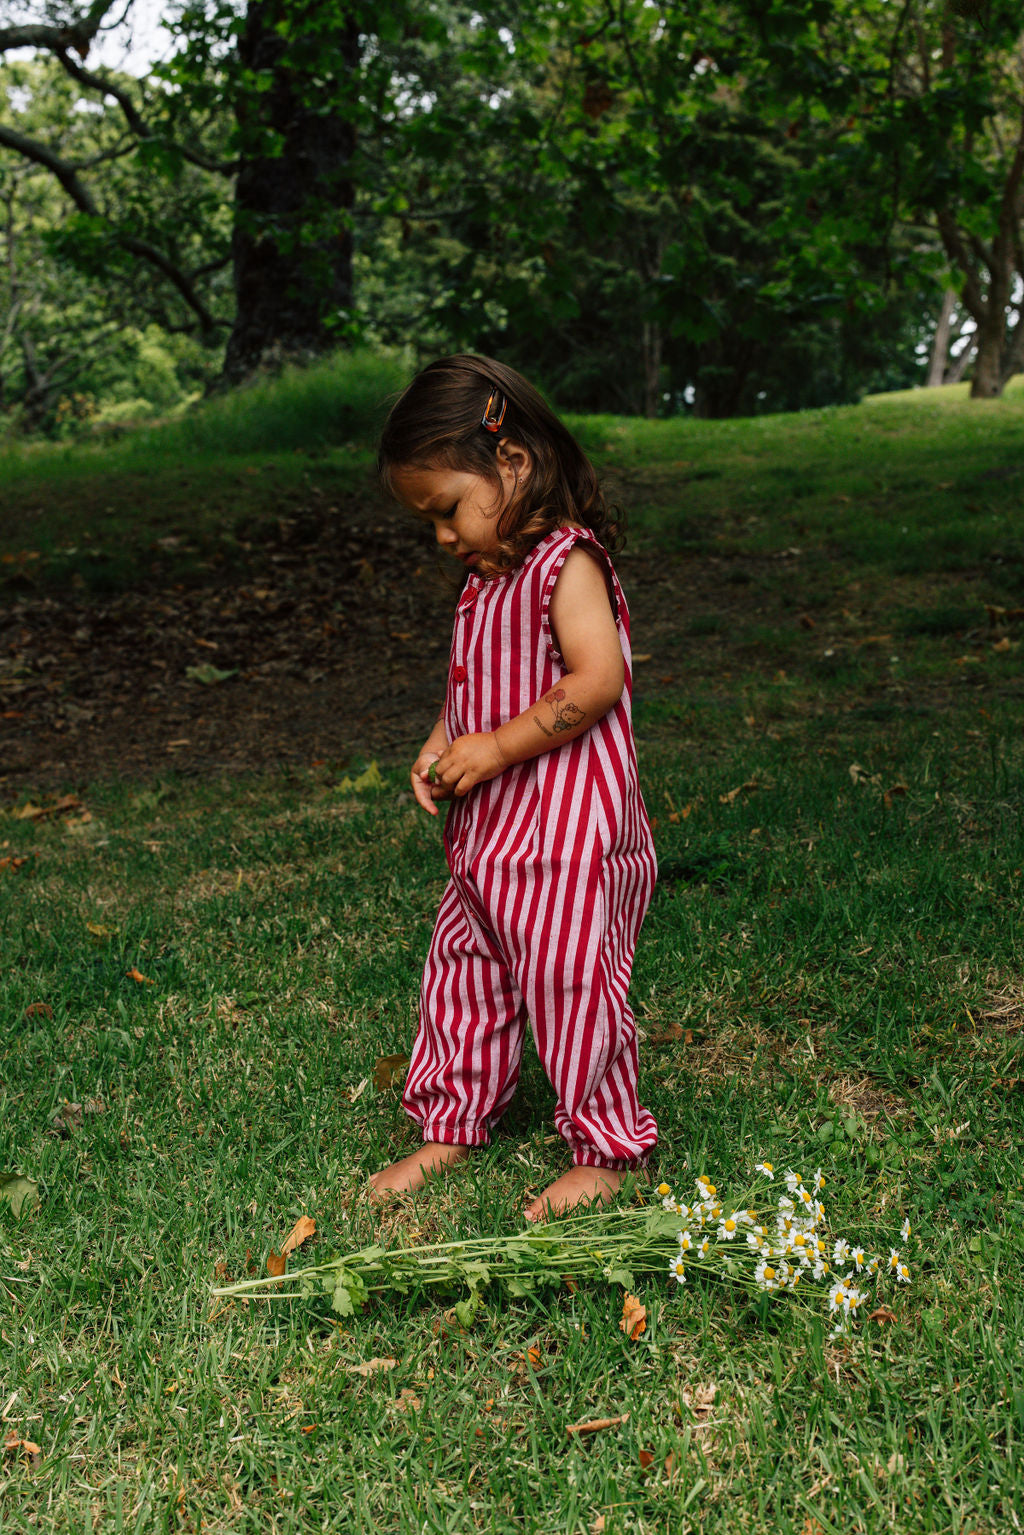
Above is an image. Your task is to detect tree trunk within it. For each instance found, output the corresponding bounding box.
[970,316,1005,398]
[222,1,360,383]
[641,320,662,418]
[947,333,976,384]
[926,290,956,386]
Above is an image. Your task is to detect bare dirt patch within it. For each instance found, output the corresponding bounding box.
[0,497,1010,795]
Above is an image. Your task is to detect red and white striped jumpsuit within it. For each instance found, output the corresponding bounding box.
[404,526,658,1169]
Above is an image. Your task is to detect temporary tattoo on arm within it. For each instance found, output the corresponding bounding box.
[545,687,586,734]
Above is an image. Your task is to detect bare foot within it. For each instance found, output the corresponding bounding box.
[523,1166,629,1224]
[368,1142,469,1199]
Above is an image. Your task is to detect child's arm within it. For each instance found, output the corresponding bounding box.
[412,714,449,816]
[430,549,624,799]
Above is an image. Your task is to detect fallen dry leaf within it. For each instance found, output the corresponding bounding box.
[24,1003,53,1019]
[719,779,758,805]
[0,856,28,872]
[680,1383,717,1417]
[282,1215,316,1255]
[267,1215,315,1278]
[12,795,82,821]
[346,1357,398,1378]
[394,1388,422,1413]
[567,1413,630,1435]
[638,1449,655,1469]
[620,1293,647,1341]
[373,1054,410,1092]
[848,762,880,787]
[869,1305,897,1324]
[993,636,1012,653]
[125,968,154,985]
[883,784,909,807]
[3,1434,42,1462]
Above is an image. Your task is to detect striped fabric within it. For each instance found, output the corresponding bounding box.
[405,527,658,1169]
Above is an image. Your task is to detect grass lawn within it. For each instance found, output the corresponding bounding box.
[2,370,1024,1533]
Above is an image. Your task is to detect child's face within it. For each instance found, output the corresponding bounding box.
[391,461,516,569]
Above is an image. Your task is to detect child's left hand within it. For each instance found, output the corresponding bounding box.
[430,732,507,797]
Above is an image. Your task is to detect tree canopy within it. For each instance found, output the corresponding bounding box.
[1,0,1022,428]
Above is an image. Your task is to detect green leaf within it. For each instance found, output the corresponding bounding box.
[331,1278,356,1315]
[0,1173,39,1217]
[453,1292,483,1328]
[331,1266,368,1315]
[185,664,238,686]
[605,1263,635,1288]
[644,1208,685,1239]
[335,761,384,794]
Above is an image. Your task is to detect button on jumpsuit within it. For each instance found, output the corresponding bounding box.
[404,526,658,1169]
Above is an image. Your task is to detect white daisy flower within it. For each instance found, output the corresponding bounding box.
[813,1168,826,1191]
[754,1161,775,1179]
[851,1247,866,1272]
[833,1239,850,1267]
[778,1196,795,1215]
[889,1247,901,1272]
[656,1183,672,1198]
[698,1236,711,1259]
[813,1258,830,1280]
[718,1214,740,1241]
[901,1218,911,1243]
[669,1255,687,1285]
[828,1281,850,1313]
[678,1229,693,1254]
[895,1261,911,1284]
[784,1169,802,1192]
[755,1259,779,1290]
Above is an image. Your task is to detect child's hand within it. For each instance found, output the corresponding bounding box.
[411,751,444,815]
[431,733,507,798]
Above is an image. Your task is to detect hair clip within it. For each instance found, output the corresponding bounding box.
[481,387,507,434]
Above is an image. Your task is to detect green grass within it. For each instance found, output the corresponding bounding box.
[2,727,1023,1531]
[0,349,408,591]
[3,375,1024,1532]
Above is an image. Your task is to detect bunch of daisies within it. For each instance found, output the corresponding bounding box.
[660,1164,912,1336]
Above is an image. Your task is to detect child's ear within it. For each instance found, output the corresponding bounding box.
[496,439,532,484]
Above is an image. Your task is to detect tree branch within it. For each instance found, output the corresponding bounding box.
[0,123,100,215]
[934,209,986,321]
[52,48,237,175]
[0,0,120,60]
[0,123,222,337]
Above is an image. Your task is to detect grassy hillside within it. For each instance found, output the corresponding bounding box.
[2,363,1023,1533]
[2,360,1023,599]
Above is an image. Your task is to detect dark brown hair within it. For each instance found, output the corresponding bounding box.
[377,354,622,577]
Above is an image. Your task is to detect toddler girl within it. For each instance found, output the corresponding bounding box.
[370,355,657,1221]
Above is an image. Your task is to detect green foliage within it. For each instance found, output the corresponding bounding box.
[3,0,1023,425]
